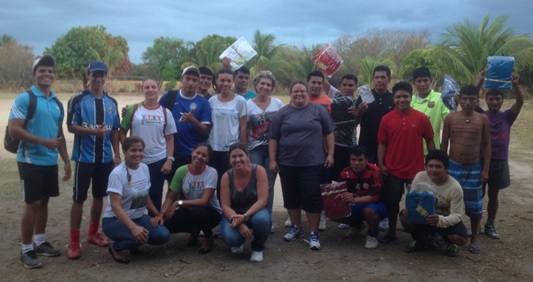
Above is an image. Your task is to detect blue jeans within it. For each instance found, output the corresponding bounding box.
[249,147,276,212]
[147,158,167,214]
[221,208,271,252]
[102,215,170,251]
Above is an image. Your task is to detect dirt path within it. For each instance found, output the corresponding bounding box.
[1,94,532,281]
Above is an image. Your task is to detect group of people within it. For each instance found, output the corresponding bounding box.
[8,54,522,269]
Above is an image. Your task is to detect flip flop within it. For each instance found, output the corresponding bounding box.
[108,246,131,264]
[198,237,214,254]
[468,244,481,254]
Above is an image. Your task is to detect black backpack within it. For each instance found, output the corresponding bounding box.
[4,90,37,153]
[4,90,62,154]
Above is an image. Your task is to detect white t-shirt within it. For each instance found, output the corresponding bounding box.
[208,94,247,151]
[246,98,284,150]
[170,165,221,213]
[130,105,177,164]
[104,163,151,220]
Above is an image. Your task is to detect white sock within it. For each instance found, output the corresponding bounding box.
[22,244,33,253]
[33,234,46,246]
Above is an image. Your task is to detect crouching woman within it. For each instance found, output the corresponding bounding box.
[102,136,170,263]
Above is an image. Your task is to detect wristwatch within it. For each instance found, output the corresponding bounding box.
[167,156,175,162]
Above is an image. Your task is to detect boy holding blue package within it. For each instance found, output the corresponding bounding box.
[399,150,467,257]
[476,71,524,239]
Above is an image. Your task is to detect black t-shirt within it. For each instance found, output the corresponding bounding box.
[355,90,394,158]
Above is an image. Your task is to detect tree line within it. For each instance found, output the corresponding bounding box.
[1,15,532,94]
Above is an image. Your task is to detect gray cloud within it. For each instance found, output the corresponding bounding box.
[1,0,531,63]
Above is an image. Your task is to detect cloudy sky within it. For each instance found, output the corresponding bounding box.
[2,0,532,64]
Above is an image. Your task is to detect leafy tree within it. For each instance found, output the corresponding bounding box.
[46,26,130,86]
[0,35,34,91]
[333,29,430,76]
[439,15,533,83]
[142,37,187,85]
[399,46,450,86]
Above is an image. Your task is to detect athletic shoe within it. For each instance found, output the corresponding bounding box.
[309,232,321,250]
[20,250,42,269]
[484,224,501,239]
[446,243,459,257]
[88,233,109,247]
[403,240,425,253]
[338,223,350,229]
[283,224,304,242]
[231,244,244,254]
[34,242,60,257]
[365,236,379,249]
[67,241,80,260]
[319,212,327,231]
[378,218,389,231]
[250,251,263,262]
[284,217,292,227]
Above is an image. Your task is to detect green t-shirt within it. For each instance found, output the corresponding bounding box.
[411,90,450,154]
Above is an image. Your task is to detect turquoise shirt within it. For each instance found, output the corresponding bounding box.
[9,86,64,165]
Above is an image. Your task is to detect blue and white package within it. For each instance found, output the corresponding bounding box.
[484,56,514,89]
[406,190,436,225]
[442,74,459,112]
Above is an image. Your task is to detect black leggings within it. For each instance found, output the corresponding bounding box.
[164,206,221,237]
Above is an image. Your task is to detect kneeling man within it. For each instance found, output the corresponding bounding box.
[335,145,386,249]
[400,150,468,257]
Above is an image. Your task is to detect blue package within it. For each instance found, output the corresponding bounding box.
[441,74,459,112]
[484,56,514,89]
[406,191,436,225]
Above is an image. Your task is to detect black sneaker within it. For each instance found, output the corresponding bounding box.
[484,224,501,239]
[446,243,459,257]
[34,242,60,257]
[404,240,425,253]
[20,250,42,269]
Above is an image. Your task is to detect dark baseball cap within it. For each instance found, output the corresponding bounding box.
[87,61,108,74]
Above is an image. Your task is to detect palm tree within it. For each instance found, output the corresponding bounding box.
[358,56,395,86]
[439,15,533,83]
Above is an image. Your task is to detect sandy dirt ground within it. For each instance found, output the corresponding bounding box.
[0,93,532,281]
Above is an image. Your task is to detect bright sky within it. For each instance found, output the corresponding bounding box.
[2,0,532,64]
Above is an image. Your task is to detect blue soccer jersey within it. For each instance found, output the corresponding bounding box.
[67,91,120,163]
[159,90,211,156]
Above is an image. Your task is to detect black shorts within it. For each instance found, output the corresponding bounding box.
[279,165,323,213]
[73,162,113,202]
[383,174,412,207]
[18,162,59,203]
[412,221,468,241]
[484,159,511,191]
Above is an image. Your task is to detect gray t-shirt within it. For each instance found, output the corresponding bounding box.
[270,102,334,167]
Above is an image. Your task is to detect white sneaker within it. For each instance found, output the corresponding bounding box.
[365,236,379,249]
[250,251,263,262]
[309,232,321,250]
[231,244,244,254]
[378,218,389,231]
[319,211,327,231]
[284,217,292,227]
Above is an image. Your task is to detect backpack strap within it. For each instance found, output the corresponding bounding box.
[165,90,178,110]
[20,89,38,154]
[24,89,37,128]
[129,102,141,136]
[162,106,168,135]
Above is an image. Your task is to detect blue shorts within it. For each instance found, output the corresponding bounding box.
[339,202,387,226]
[448,160,483,219]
